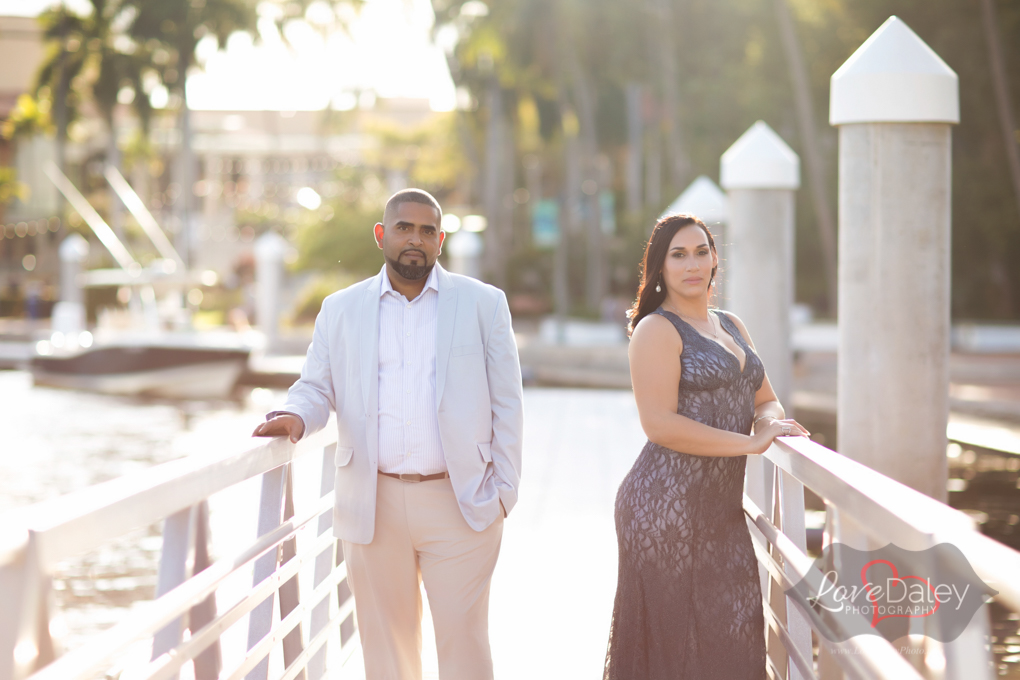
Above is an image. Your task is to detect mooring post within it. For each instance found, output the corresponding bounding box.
[255,232,289,352]
[721,121,801,608]
[831,16,957,502]
[53,234,89,338]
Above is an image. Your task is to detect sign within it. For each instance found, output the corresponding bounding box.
[532,199,560,247]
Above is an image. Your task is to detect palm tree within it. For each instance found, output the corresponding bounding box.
[123,0,258,267]
[34,5,90,175]
[35,0,158,237]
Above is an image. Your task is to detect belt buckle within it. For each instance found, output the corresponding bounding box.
[398,473,422,483]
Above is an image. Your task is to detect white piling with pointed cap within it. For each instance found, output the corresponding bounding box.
[447,230,483,280]
[53,233,90,337]
[833,16,956,504]
[720,121,799,407]
[664,176,730,303]
[255,231,289,350]
[721,121,809,679]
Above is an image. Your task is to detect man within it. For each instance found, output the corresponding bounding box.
[253,188,524,680]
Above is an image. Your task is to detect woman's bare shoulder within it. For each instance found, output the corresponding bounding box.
[630,312,683,352]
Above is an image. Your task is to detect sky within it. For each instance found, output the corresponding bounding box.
[1,0,458,111]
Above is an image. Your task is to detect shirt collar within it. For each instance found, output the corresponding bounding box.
[378,263,440,300]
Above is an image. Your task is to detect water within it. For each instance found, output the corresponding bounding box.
[0,370,287,677]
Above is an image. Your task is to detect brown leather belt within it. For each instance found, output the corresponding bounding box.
[378,470,450,483]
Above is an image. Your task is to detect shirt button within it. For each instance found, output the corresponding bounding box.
[406,420,411,425]
[406,332,411,337]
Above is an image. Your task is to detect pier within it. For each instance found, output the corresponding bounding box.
[1,384,1019,680]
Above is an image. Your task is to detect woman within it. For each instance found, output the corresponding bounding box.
[603,214,809,679]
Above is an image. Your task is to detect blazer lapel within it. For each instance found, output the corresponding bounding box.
[435,264,459,406]
[360,272,382,418]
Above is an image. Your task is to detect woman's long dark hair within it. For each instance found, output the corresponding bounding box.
[627,213,718,337]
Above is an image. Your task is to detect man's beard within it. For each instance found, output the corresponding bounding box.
[386,251,434,281]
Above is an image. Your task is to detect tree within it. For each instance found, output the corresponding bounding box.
[123,0,258,266]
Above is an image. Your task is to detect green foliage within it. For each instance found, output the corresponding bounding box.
[294,203,383,279]
[0,168,29,207]
[1,95,53,140]
[437,0,1020,320]
[288,271,362,326]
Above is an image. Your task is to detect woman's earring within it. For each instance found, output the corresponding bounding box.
[655,282,661,293]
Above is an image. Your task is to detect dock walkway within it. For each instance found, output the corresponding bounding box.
[339,388,645,679]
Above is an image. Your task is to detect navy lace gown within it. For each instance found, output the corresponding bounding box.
[604,308,767,680]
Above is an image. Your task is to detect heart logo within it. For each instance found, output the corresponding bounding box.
[861,559,940,627]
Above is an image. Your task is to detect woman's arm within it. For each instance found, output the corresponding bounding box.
[630,314,777,457]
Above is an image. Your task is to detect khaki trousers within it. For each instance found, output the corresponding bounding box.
[343,473,503,680]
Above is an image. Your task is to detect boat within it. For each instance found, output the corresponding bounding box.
[28,164,259,400]
[31,330,255,400]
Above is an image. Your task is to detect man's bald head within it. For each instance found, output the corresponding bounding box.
[383,188,442,227]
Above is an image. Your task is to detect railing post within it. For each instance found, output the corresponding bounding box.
[0,532,55,680]
[766,475,790,679]
[307,446,336,680]
[152,502,220,680]
[246,463,288,680]
[189,502,221,679]
[831,16,957,501]
[777,469,811,680]
[278,467,306,680]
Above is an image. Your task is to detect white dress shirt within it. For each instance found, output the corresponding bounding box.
[376,265,446,475]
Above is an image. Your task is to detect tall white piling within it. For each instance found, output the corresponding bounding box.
[663,175,729,306]
[53,233,89,336]
[720,121,799,408]
[721,124,806,673]
[447,230,483,279]
[831,16,958,502]
[255,231,288,350]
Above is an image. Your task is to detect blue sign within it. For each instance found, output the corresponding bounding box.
[600,191,615,235]
[532,199,560,247]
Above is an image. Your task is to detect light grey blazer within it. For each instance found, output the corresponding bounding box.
[280,264,524,544]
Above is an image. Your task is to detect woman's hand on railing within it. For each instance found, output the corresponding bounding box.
[252,414,305,443]
[750,418,810,454]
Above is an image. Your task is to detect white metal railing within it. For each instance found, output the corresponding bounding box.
[0,415,356,680]
[746,436,1020,680]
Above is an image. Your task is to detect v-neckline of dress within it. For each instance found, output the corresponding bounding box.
[669,309,748,375]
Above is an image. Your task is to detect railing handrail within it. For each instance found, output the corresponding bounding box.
[0,417,337,571]
[768,437,1020,611]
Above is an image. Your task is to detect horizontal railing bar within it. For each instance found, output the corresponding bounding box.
[27,492,335,680]
[935,525,1020,613]
[0,420,337,570]
[224,572,356,680]
[766,438,973,549]
[744,495,927,680]
[141,531,340,680]
[768,439,1020,612]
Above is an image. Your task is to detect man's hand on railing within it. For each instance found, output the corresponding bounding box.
[252,414,305,443]
[750,418,809,455]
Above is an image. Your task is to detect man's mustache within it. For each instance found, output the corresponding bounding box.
[400,249,427,259]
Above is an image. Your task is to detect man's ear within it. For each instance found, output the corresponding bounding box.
[437,230,445,255]
[374,223,384,249]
